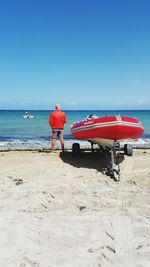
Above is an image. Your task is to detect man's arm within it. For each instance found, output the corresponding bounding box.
[49,113,54,127]
[63,113,67,123]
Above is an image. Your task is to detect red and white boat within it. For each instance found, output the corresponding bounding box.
[71,115,144,147]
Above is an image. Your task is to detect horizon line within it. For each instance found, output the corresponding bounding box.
[0,109,150,111]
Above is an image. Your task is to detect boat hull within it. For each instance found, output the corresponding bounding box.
[71,115,144,147]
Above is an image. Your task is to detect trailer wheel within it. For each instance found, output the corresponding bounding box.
[72,143,81,156]
[124,144,133,156]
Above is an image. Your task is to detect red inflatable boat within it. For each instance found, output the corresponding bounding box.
[71,115,144,147]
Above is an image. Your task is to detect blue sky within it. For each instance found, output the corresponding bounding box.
[0,0,150,110]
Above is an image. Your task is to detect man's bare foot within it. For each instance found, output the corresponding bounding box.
[50,150,57,153]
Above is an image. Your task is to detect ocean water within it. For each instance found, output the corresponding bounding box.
[0,110,150,150]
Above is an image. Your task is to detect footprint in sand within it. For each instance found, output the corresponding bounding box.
[19,256,38,267]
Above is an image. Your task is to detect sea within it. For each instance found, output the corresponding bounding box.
[0,110,150,150]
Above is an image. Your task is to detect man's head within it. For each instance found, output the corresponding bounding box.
[55,104,61,110]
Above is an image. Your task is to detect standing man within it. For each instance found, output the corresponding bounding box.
[49,104,67,152]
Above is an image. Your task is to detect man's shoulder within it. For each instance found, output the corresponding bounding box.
[61,111,65,114]
[51,110,66,116]
[57,110,66,116]
[51,110,56,115]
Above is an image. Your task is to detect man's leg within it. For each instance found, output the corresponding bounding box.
[60,137,64,152]
[58,130,64,152]
[51,137,56,152]
[51,130,57,152]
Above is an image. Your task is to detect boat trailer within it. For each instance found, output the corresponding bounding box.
[72,141,133,181]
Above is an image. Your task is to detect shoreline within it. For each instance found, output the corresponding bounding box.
[0,146,150,152]
[1,137,150,151]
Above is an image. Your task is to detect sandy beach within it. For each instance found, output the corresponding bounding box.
[0,149,150,267]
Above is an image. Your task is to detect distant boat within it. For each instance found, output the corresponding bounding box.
[23,112,34,119]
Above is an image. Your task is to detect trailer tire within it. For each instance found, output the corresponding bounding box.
[72,143,80,156]
[124,144,133,156]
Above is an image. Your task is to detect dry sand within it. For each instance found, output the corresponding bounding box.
[0,149,150,267]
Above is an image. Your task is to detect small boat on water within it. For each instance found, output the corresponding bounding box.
[23,112,34,119]
[71,115,144,147]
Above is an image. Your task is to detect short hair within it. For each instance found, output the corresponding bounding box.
[55,104,61,109]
